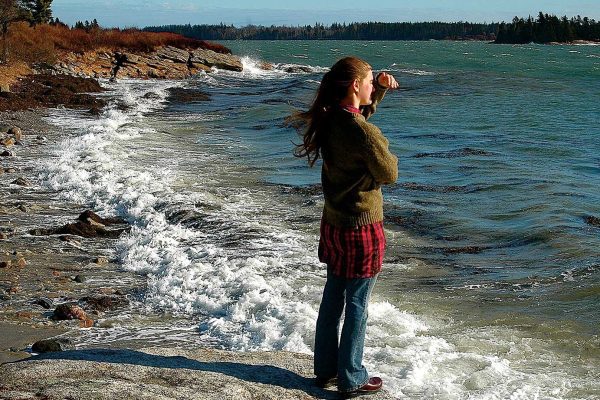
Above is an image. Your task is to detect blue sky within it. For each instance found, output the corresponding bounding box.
[52,1,600,28]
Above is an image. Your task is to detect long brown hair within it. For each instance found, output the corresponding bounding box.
[287,56,372,167]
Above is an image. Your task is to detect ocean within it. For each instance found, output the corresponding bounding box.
[40,40,599,399]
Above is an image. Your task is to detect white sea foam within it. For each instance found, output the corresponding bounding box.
[39,77,597,400]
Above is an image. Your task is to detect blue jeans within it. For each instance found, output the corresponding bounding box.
[314,270,378,392]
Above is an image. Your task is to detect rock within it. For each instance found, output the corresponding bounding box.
[4,167,16,173]
[156,46,190,63]
[0,233,7,240]
[73,274,86,283]
[0,260,11,268]
[53,304,87,321]
[12,177,31,186]
[88,105,103,116]
[16,257,26,268]
[0,83,10,93]
[81,295,129,312]
[17,204,28,212]
[7,127,22,140]
[31,338,75,353]
[190,48,243,72]
[584,215,600,227]
[260,62,274,70]
[283,65,314,73]
[0,347,396,400]
[34,297,54,309]
[1,149,14,157]
[78,210,127,226]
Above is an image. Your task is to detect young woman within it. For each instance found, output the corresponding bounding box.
[289,57,399,397]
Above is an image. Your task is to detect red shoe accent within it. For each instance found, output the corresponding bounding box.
[340,377,383,398]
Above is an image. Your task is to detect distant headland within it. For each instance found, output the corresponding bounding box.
[144,12,599,44]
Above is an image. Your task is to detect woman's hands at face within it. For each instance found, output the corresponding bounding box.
[377,72,399,89]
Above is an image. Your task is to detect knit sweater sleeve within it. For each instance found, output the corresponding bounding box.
[361,75,388,120]
[362,123,398,185]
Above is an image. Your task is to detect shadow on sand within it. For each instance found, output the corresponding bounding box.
[26,348,340,399]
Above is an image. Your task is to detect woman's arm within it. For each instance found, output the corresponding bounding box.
[361,72,399,120]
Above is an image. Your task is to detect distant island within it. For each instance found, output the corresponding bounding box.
[144,12,600,44]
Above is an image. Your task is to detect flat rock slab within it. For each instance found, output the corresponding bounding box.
[0,347,395,399]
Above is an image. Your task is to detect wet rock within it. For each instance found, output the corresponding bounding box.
[81,295,129,312]
[78,210,127,226]
[584,215,600,227]
[87,105,103,116]
[11,177,31,186]
[31,338,75,353]
[0,74,106,112]
[53,304,87,321]
[443,246,487,255]
[73,274,86,283]
[34,297,54,309]
[190,48,243,72]
[167,87,210,103]
[283,65,313,73]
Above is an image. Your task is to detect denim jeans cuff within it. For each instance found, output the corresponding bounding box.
[339,375,370,393]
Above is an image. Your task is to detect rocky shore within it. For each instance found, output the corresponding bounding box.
[0,110,145,364]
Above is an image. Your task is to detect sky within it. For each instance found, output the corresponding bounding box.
[51,0,600,28]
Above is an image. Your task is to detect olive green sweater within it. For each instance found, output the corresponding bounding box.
[321,84,398,227]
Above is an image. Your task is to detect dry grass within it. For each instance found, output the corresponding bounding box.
[0,22,230,77]
[0,61,32,90]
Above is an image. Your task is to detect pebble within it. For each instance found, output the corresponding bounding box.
[16,257,26,268]
[74,274,86,283]
[1,149,14,157]
[0,260,11,268]
[0,233,7,240]
[12,177,32,186]
[34,297,54,309]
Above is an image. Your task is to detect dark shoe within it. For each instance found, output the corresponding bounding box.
[315,376,338,388]
[340,377,383,398]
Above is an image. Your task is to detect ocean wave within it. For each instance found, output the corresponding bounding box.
[37,77,598,400]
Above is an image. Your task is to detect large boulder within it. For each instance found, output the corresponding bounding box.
[190,48,243,72]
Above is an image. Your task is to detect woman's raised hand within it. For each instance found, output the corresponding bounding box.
[377,72,399,89]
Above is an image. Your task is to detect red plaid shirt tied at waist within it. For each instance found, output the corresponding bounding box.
[318,220,386,279]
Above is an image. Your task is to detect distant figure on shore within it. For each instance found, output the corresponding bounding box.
[288,57,399,397]
[110,52,130,82]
